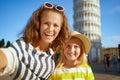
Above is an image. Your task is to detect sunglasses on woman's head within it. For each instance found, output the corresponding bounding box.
[44,2,64,12]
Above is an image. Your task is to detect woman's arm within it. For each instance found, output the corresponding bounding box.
[0,50,8,72]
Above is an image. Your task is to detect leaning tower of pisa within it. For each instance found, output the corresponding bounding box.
[73,0,102,63]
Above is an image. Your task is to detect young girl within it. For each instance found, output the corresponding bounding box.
[0,2,70,80]
[49,31,94,80]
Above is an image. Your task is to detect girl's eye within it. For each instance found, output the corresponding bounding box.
[66,45,70,48]
[74,45,79,49]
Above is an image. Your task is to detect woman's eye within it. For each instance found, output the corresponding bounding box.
[54,24,59,27]
[44,22,48,25]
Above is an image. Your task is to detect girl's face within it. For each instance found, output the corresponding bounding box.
[40,10,62,44]
[64,37,81,61]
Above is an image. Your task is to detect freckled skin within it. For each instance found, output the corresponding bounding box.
[40,10,63,45]
[64,37,81,62]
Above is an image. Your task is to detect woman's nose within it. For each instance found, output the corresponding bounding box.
[48,25,54,31]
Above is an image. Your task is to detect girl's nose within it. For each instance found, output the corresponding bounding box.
[69,46,75,53]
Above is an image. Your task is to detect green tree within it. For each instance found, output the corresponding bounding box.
[6,41,11,47]
[0,39,5,48]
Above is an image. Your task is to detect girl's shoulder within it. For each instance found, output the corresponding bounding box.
[78,64,91,68]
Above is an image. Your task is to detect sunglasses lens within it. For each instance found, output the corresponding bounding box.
[45,3,53,7]
[56,6,64,11]
[44,2,64,12]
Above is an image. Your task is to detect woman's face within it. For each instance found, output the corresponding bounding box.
[64,37,81,61]
[40,10,62,44]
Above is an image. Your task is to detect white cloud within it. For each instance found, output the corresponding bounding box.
[106,35,120,47]
[102,35,120,48]
[110,35,120,41]
[108,5,120,14]
[113,6,120,13]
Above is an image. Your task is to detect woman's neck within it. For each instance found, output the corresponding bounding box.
[38,40,50,52]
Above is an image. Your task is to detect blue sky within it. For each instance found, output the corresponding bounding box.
[0,0,120,48]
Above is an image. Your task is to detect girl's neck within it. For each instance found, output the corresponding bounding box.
[64,60,78,68]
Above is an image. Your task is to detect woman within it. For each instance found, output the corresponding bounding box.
[0,2,70,80]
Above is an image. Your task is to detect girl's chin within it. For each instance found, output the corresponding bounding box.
[67,58,76,61]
